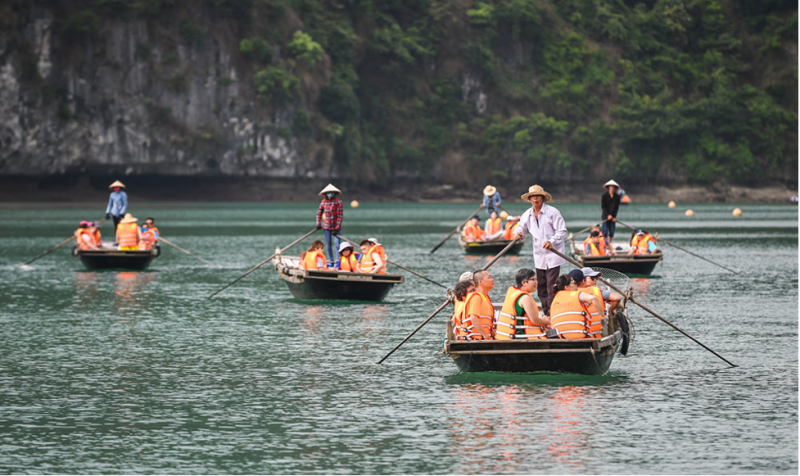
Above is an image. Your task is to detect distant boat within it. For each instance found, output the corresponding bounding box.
[272,253,404,302]
[568,237,662,275]
[74,245,159,270]
[457,234,525,255]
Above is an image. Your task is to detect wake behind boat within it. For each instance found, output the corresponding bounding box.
[272,252,404,302]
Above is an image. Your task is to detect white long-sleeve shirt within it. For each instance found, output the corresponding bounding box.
[517,203,568,270]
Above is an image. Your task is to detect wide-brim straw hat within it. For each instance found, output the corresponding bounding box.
[604,179,620,189]
[109,180,126,189]
[119,213,138,224]
[318,183,341,196]
[483,185,497,196]
[520,184,552,202]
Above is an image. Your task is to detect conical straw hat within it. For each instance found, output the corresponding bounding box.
[109,180,126,189]
[604,179,620,189]
[119,213,138,223]
[318,183,341,196]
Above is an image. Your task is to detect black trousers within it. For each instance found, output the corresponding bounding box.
[536,266,560,316]
[112,214,122,230]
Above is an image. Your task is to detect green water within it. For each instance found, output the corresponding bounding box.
[1,202,797,474]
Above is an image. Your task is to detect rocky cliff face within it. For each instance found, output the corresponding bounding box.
[0,3,319,179]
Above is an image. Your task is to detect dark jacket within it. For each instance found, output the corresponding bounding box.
[601,192,620,220]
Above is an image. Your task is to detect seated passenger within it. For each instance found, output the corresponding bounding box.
[75,221,100,250]
[630,229,658,255]
[301,240,327,270]
[584,231,609,256]
[335,242,360,272]
[549,270,604,339]
[463,216,486,242]
[451,279,476,338]
[484,210,504,241]
[579,267,622,316]
[138,221,158,250]
[502,216,520,240]
[116,213,142,250]
[496,268,551,340]
[457,270,495,340]
[359,239,386,274]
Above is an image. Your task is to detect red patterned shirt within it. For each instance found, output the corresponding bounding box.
[316,198,343,230]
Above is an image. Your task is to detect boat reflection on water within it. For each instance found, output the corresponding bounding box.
[447,376,619,473]
[303,305,324,335]
[113,271,157,320]
[74,272,101,311]
[630,277,651,296]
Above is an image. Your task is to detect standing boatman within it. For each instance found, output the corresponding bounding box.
[601,179,621,245]
[481,185,502,218]
[316,183,343,265]
[105,180,128,229]
[514,184,568,317]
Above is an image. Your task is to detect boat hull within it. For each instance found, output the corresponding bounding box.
[458,236,525,255]
[75,247,158,270]
[274,259,404,302]
[576,253,662,275]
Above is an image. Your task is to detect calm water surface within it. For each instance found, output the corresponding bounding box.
[0,202,797,474]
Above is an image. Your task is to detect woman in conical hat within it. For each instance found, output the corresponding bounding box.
[601,179,621,244]
[316,183,344,264]
[106,180,129,229]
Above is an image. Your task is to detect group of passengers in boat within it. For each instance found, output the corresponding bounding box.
[462,212,520,243]
[451,267,622,341]
[74,180,160,252]
[300,237,388,274]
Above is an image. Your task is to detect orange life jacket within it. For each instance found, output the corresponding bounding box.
[360,244,386,274]
[75,229,96,250]
[503,222,518,240]
[458,291,495,340]
[452,299,467,338]
[496,286,545,340]
[583,237,606,255]
[631,234,654,254]
[338,254,359,272]
[116,223,139,249]
[302,250,325,270]
[463,224,486,242]
[550,290,595,339]
[138,229,156,250]
[581,285,605,336]
[485,217,502,235]
[93,229,101,243]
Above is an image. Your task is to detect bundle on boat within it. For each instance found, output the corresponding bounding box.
[272,250,404,302]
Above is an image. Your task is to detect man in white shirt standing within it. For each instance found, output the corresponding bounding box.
[514,184,568,316]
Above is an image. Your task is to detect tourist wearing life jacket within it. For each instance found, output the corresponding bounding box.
[116,213,142,250]
[138,222,157,250]
[496,268,552,340]
[549,271,604,339]
[583,231,608,256]
[75,221,99,250]
[359,239,386,274]
[452,278,476,340]
[316,183,344,265]
[503,216,520,240]
[142,217,160,240]
[484,210,504,241]
[335,242,360,272]
[105,180,128,230]
[301,240,327,270]
[458,270,495,340]
[578,267,622,316]
[463,216,486,242]
[630,229,657,255]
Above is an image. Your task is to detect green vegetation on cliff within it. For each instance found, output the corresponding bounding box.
[5,0,797,185]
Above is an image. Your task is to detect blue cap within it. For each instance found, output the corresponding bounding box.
[568,269,585,283]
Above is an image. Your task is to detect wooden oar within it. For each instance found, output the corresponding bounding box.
[160,237,218,267]
[207,228,318,299]
[548,247,737,368]
[377,238,521,364]
[616,219,737,273]
[23,217,108,265]
[430,206,483,254]
[337,235,447,289]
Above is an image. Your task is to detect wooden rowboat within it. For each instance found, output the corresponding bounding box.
[73,245,159,271]
[457,234,525,255]
[569,239,662,275]
[272,254,404,302]
[443,306,631,375]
